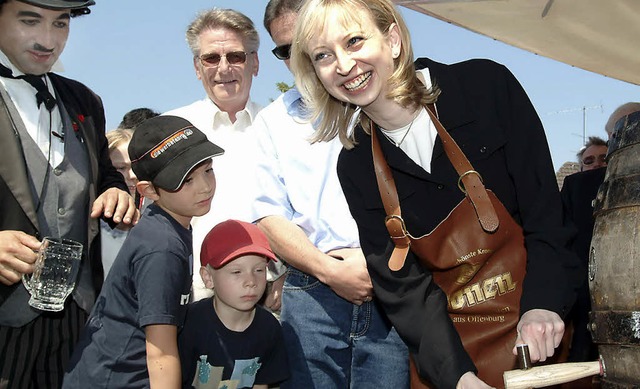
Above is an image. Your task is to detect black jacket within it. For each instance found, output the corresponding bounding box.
[337,58,581,388]
[0,73,127,309]
[560,167,606,361]
[561,167,606,267]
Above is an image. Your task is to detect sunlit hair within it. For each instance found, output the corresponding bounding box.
[291,0,439,149]
[185,8,260,57]
[576,136,607,159]
[106,128,134,153]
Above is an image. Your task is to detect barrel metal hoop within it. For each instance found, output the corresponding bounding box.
[589,310,640,345]
[594,173,640,213]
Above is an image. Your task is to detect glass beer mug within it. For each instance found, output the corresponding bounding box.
[22,237,83,312]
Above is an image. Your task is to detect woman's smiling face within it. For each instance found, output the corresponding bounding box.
[306,5,400,115]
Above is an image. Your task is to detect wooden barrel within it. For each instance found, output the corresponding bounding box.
[589,110,640,388]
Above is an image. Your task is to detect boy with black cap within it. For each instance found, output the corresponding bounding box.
[179,219,289,389]
[63,116,224,389]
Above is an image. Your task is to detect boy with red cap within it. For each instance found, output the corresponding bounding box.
[63,116,224,389]
[179,219,289,389]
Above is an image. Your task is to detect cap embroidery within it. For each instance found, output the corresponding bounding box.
[150,128,194,158]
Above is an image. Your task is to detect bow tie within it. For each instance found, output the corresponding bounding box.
[0,63,57,111]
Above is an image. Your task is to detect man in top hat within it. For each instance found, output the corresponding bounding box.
[0,0,138,387]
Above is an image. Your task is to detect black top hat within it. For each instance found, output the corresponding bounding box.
[18,0,95,10]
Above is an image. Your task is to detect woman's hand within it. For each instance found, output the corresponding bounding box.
[513,309,565,362]
[456,372,495,389]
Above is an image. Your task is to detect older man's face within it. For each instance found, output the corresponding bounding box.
[193,28,259,115]
[580,144,608,171]
[0,0,70,75]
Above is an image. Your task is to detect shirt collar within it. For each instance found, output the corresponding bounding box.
[283,87,310,119]
[0,50,24,76]
[283,87,302,109]
[208,96,262,129]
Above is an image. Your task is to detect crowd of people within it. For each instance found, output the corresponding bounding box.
[1,0,638,388]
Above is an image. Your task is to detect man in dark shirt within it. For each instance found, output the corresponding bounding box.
[561,102,640,361]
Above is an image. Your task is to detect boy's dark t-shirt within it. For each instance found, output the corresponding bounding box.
[63,203,193,389]
[179,298,289,389]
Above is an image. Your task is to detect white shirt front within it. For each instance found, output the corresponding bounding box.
[164,97,263,300]
[249,89,359,254]
[380,68,438,173]
[0,50,64,167]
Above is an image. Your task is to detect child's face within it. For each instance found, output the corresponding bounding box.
[211,254,268,314]
[154,160,216,228]
[109,141,138,197]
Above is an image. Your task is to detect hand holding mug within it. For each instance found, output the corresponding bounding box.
[0,230,40,285]
[22,237,83,312]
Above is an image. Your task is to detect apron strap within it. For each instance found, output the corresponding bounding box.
[370,101,499,271]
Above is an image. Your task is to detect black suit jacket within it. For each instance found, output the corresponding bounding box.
[0,73,127,310]
[560,167,605,361]
[561,167,606,267]
[337,58,581,387]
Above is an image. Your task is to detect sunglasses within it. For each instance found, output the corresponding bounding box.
[199,51,251,67]
[582,154,607,166]
[271,44,292,60]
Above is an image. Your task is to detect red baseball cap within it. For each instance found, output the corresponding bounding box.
[200,220,277,269]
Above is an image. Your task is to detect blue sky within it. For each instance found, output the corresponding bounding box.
[61,0,638,170]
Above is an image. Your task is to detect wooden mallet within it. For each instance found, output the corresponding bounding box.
[503,345,604,389]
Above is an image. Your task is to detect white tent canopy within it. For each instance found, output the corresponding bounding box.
[395,0,640,85]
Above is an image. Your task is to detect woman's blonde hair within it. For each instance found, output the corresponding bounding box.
[291,0,439,149]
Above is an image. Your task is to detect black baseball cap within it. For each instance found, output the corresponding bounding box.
[129,116,224,191]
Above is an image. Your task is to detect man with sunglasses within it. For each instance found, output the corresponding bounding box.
[577,136,607,172]
[248,1,409,387]
[561,102,640,365]
[0,0,138,387]
[165,9,286,302]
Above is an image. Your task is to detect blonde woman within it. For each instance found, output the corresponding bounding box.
[291,0,580,387]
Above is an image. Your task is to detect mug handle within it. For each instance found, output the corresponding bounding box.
[21,242,45,295]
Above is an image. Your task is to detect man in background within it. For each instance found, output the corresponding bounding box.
[576,136,607,172]
[165,8,285,301]
[117,107,159,130]
[561,102,640,362]
[248,1,409,387]
[0,0,137,387]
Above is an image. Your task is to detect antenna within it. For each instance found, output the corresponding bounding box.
[547,105,603,145]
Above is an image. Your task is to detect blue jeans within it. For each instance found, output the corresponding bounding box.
[280,267,409,389]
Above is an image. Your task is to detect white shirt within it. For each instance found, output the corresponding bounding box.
[249,88,359,253]
[99,219,129,280]
[380,68,438,173]
[164,97,264,300]
[0,50,64,167]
